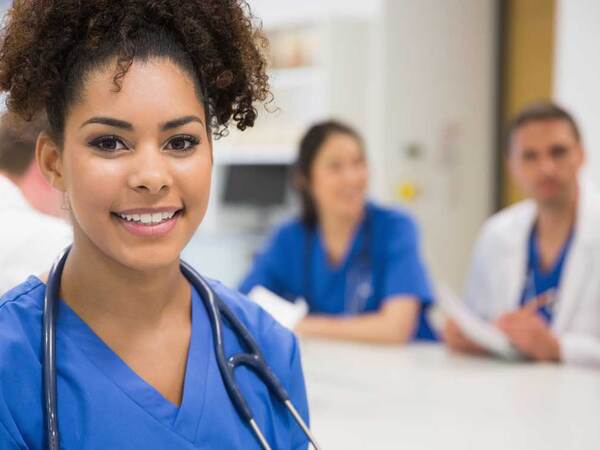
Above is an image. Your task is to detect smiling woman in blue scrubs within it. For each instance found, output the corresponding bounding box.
[0,1,310,449]
[240,121,436,343]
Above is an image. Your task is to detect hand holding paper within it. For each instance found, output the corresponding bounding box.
[495,299,561,361]
[436,284,523,360]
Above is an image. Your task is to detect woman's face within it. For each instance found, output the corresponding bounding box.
[55,59,212,271]
[309,132,368,222]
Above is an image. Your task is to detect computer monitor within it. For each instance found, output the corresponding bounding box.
[222,163,290,208]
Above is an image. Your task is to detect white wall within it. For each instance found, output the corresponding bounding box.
[247,0,499,291]
[248,0,381,27]
[554,0,600,179]
[376,0,497,290]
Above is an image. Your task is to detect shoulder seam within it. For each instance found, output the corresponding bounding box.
[0,279,42,312]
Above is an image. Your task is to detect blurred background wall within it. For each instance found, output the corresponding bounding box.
[554,0,600,182]
[1,0,598,294]
[184,0,498,291]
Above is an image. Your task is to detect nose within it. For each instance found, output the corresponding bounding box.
[344,162,367,186]
[540,154,558,176]
[127,145,173,195]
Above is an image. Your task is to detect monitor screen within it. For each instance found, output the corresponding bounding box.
[222,164,290,208]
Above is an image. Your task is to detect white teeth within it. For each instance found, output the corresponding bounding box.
[117,211,177,225]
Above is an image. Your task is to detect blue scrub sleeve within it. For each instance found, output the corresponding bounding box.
[0,305,27,449]
[382,216,433,305]
[287,336,310,450]
[239,227,291,297]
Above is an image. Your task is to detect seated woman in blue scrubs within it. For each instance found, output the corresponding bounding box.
[0,1,310,449]
[240,121,436,343]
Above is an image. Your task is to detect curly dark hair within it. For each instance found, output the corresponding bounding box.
[0,0,270,144]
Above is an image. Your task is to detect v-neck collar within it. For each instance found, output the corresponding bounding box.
[309,212,368,303]
[529,225,574,278]
[315,213,367,273]
[56,285,210,443]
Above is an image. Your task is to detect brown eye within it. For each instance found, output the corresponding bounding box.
[550,145,568,159]
[522,150,537,162]
[165,135,200,152]
[89,136,127,152]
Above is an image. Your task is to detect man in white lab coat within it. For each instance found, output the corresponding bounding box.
[445,102,600,367]
[0,112,71,295]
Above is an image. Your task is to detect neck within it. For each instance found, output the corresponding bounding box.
[60,233,190,330]
[318,207,364,239]
[536,189,578,242]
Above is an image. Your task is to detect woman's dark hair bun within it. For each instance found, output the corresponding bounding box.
[0,0,270,141]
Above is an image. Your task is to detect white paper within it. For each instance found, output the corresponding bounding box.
[247,285,308,331]
[436,284,523,360]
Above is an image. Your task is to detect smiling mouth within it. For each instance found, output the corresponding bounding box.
[111,209,183,227]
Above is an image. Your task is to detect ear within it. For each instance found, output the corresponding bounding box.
[36,132,65,192]
[293,172,309,193]
[577,143,586,168]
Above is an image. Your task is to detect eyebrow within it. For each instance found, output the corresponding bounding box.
[79,115,204,131]
[159,115,204,131]
[80,117,133,130]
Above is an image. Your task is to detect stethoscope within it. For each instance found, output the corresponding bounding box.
[43,246,321,450]
[303,214,373,314]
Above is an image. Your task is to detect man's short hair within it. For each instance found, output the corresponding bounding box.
[0,111,47,177]
[507,101,581,147]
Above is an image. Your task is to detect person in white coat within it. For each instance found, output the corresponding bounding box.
[445,102,600,367]
[0,112,71,295]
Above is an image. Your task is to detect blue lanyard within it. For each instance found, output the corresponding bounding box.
[522,226,574,321]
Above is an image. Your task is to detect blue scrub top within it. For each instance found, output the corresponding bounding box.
[520,226,574,322]
[239,202,436,340]
[0,276,309,449]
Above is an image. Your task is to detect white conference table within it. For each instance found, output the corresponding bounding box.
[300,340,600,450]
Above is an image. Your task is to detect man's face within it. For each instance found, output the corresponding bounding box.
[508,119,584,207]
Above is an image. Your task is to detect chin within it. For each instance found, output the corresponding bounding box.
[536,193,569,209]
[110,243,184,273]
[338,203,365,220]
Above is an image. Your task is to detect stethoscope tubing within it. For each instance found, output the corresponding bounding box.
[43,247,320,450]
[43,247,69,450]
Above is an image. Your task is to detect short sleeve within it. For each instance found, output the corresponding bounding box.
[381,214,433,305]
[238,224,298,300]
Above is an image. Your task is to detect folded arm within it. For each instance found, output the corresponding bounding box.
[295,296,419,344]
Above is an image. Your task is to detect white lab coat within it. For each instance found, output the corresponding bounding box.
[0,176,72,295]
[464,179,600,367]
